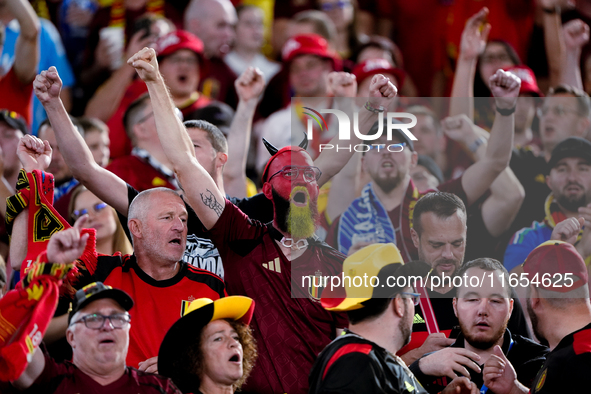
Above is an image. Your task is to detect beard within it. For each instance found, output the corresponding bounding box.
[555,184,589,212]
[459,316,507,350]
[398,302,412,347]
[373,172,404,194]
[272,187,319,239]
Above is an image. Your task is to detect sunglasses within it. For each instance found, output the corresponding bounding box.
[72,202,108,220]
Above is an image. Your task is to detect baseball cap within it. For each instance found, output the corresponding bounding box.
[504,65,543,97]
[352,58,405,89]
[547,137,591,170]
[158,296,255,392]
[321,243,431,311]
[68,282,134,323]
[282,34,338,68]
[0,109,29,135]
[523,240,588,293]
[157,30,204,59]
[367,119,415,151]
[185,101,235,136]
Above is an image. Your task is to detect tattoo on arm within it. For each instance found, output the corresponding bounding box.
[200,189,223,217]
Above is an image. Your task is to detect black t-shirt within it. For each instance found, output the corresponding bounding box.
[530,322,591,394]
[309,330,429,394]
[410,329,549,393]
[117,184,274,279]
[509,147,549,232]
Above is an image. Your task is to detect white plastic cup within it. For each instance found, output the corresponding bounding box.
[99,26,124,70]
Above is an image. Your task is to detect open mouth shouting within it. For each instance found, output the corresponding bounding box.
[290,186,310,208]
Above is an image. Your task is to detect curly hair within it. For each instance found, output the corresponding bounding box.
[181,320,258,392]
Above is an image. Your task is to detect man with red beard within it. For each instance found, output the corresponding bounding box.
[127,47,397,394]
[408,258,548,393]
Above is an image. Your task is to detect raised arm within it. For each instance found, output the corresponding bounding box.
[460,70,520,206]
[7,0,40,85]
[223,67,265,198]
[443,115,525,235]
[128,48,225,229]
[561,19,589,90]
[315,73,397,222]
[9,135,52,270]
[34,67,130,216]
[449,7,491,119]
[540,0,566,89]
[84,31,155,121]
[315,73,397,186]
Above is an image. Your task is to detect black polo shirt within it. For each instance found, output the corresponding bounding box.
[531,322,591,394]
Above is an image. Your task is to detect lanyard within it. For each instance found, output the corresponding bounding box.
[480,338,514,394]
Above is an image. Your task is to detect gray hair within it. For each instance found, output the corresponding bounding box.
[128,187,183,225]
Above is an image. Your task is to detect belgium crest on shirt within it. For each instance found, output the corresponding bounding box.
[307,270,326,301]
[180,295,196,316]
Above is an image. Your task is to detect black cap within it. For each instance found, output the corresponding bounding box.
[184,101,235,136]
[417,154,444,184]
[69,282,134,323]
[368,119,415,151]
[548,137,591,170]
[0,109,28,135]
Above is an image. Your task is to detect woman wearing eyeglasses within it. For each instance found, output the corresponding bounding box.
[68,186,132,255]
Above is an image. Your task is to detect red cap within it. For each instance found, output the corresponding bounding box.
[503,65,543,97]
[352,58,405,89]
[282,34,337,68]
[523,240,588,293]
[157,30,204,59]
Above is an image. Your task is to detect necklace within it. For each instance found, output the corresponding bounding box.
[280,237,309,250]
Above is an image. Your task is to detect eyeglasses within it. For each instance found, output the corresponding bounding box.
[72,313,131,329]
[366,143,406,154]
[268,166,322,183]
[72,202,108,220]
[538,105,580,118]
[320,0,351,11]
[401,292,421,306]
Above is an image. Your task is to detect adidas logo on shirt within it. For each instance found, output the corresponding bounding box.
[262,257,282,273]
[413,313,425,324]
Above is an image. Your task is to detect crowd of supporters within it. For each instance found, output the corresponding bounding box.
[0,0,591,393]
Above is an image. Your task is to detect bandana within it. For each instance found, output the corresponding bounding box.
[261,146,307,183]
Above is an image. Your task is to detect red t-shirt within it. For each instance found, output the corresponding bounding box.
[78,253,226,368]
[0,68,33,126]
[208,201,348,394]
[21,347,182,394]
[106,155,176,192]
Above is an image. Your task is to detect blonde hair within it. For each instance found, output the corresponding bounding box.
[68,186,133,255]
